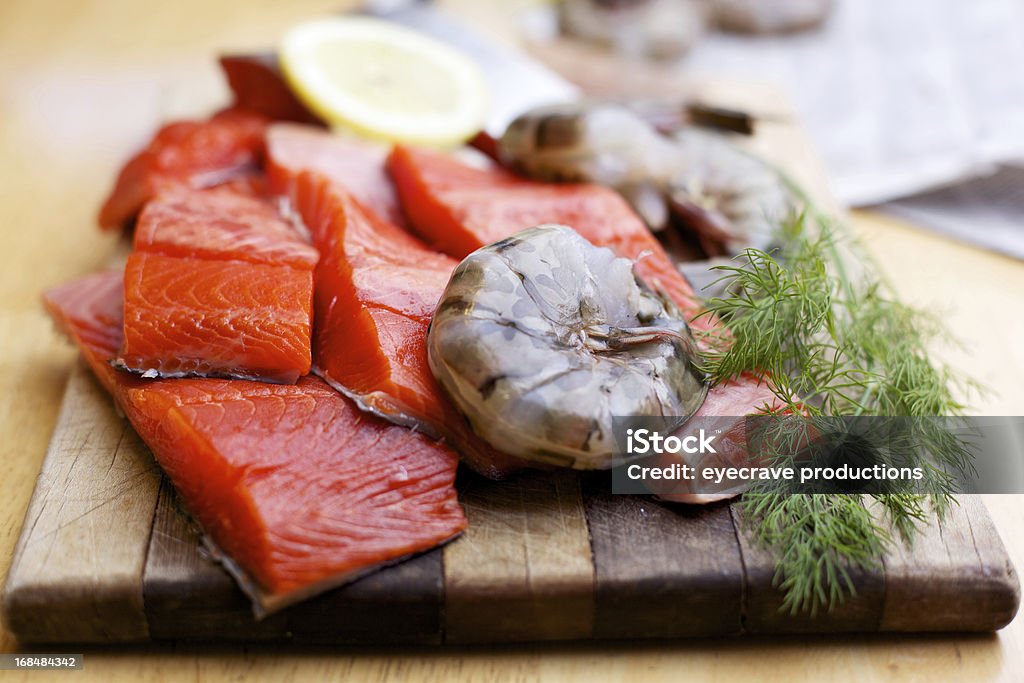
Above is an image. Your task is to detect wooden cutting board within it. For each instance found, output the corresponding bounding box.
[2,366,1019,644]
[1,73,1018,643]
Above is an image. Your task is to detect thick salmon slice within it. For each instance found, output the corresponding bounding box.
[286,168,529,479]
[130,184,316,267]
[219,54,322,125]
[44,271,466,614]
[266,123,407,229]
[117,187,317,383]
[98,108,269,229]
[387,144,705,326]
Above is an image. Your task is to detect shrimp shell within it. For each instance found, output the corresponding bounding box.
[499,103,677,189]
[498,104,797,254]
[427,225,707,470]
[667,127,795,255]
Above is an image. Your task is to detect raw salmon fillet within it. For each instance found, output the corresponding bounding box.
[387,144,706,327]
[98,108,268,229]
[44,271,466,614]
[117,186,317,383]
[219,54,322,125]
[279,164,529,479]
[267,123,407,228]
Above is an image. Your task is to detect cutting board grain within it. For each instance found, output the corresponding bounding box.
[443,471,595,643]
[582,476,744,639]
[3,363,1018,643]
[879,495,1020,632]
[2,366,161,642]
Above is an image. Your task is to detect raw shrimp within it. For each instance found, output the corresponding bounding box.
[666,127,794,256]
[427,224,707,470]
[498,103,678,231]
[558,0,710,61]
[497,103,796,256]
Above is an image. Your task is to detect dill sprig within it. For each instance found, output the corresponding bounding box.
[695,209,979,615]
[742,494,888,616]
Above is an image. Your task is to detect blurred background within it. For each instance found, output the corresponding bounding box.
[486,0,1024,261]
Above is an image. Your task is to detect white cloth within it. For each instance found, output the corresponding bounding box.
[683,0,1024,207]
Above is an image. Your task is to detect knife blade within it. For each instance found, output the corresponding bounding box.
[366,2,728,292]
[364,3,579,136]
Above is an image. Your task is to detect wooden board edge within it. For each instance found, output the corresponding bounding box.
[584,482,745,639]
[143,478,449,645]
[880,495,1020,632]
[442,471,595,643]
[2,365,161,643]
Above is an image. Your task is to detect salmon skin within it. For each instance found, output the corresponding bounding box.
[116,186,318,383]
[266,123,408,229]
[98,108,268,230]
[44,271,466,615]
[283,167,530,479]
[219,54,322,125]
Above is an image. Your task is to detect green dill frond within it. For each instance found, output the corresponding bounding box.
[695,205,980,615]
[739,494,888,615]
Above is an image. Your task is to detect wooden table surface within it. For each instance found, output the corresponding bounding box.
[1,1,1022,680]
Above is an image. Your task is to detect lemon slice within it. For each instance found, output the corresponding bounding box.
[280,16,489,147]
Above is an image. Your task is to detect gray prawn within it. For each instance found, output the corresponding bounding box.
[497,102,797,257]
[427,225,707,470]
